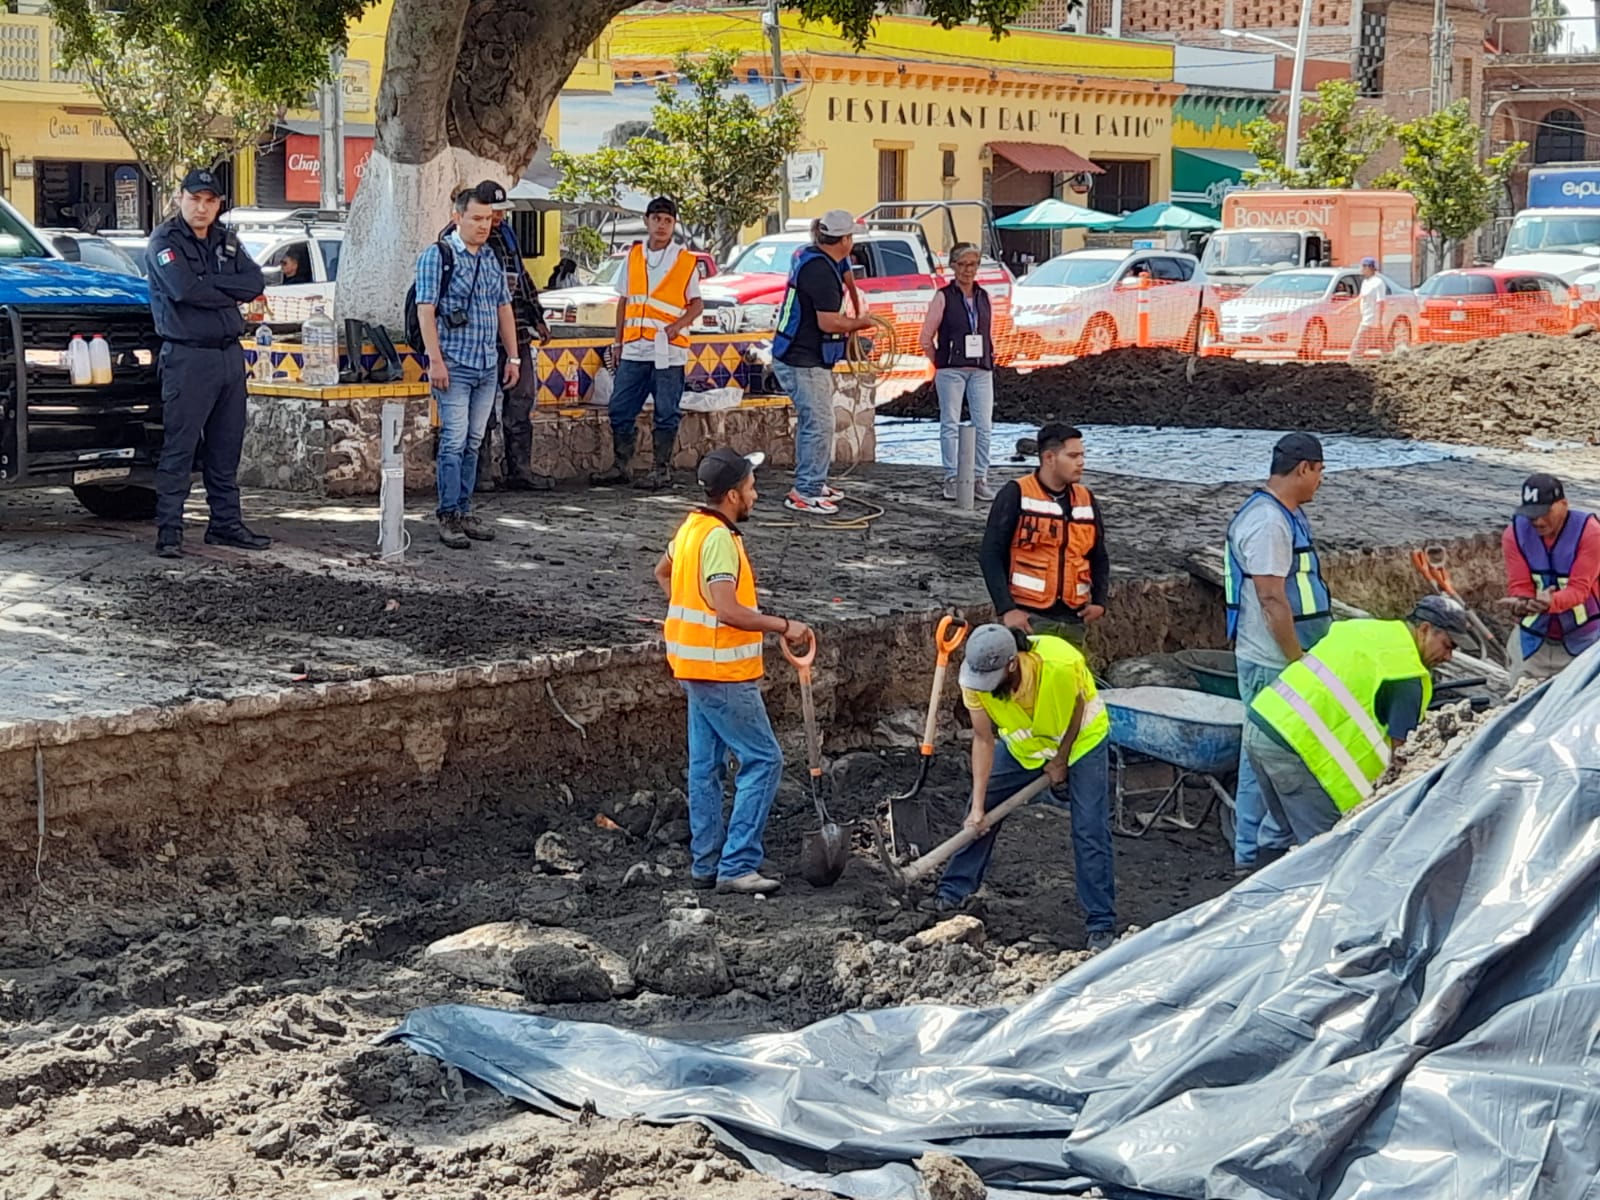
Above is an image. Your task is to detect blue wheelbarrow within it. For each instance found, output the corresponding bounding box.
[1102,686,1245,838]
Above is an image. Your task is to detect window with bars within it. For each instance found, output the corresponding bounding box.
[1090,160,1149,216]
[1535,110,1587,163]
[1357,9,1386,99]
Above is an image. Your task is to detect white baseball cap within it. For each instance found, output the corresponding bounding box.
[816,209,866,237]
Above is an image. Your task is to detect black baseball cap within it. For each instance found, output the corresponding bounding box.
[698,447,765,495]
[646,196,678,218]
[1515,473,1565,518]
[1409,594,1473,638]
[180,168,223,197]
[1271,432,1324,474]
[471,180,512,211]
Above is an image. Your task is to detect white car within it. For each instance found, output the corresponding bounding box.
[1218,267,1419,358]
[1011,248,1215,356]
[224,209,343,321]
[541,248,740,335]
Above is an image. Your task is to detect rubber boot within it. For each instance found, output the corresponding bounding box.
[366,323,404,384]
[635,429,677,490]
[339,319,366,384]
[590,428,636,485]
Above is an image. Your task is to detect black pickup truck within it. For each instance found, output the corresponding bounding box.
[1,196,163,518]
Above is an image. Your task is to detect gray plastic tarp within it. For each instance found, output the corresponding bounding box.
[391,653,1600,1199]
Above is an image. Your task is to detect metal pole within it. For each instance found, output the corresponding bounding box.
[318,64,338,213]
[331,50,346,211]
[380,402,406,562]
[1284,0,1313,173]
[956,424,976,512]
[765,0,790,225]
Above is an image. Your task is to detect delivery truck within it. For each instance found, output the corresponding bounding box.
[1199,189,1418,298]
[1494,165,1600,283]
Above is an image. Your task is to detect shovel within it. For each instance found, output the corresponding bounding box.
[1410,545,1506,666]
[782,631,849,888]
[874,773,1055,897]
[887,615,969,859]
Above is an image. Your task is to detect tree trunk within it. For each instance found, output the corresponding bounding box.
[339,0,636,330]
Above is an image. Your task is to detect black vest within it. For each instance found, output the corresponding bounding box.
[934,282,994,370]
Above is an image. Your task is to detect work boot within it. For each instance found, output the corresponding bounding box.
[589,429,636,485]
[715,872,781,895]
[460,513,496,542]
[634,430,677,490]
[437,513,470,549]
[155,528,183,559]
[204,524,272,550]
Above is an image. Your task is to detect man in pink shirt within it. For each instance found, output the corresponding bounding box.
[1501,472,1600,685]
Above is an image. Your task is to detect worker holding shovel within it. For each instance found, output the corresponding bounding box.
[930,623,1117,954]
[654,447,811,896]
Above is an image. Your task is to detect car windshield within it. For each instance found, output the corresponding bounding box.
[1023,257,1120,288]
[589,256,627,287]
[70,237,142,277]
[1503,214,1600,256]
[1245,272,1331,297]
[727,241,804,274]
[1418,273,1498,297]
[235,232,277,264]
[0,203,54,259]
[1200,231,1306,275]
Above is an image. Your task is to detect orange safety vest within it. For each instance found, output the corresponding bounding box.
[1008,475,1098,611]
[622,243,698,349]
[663,510,764,682]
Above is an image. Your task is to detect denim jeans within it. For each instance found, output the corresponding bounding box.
[938,741,1115,932]
[609,356,685,438]
[772,361,836,498]
[434,359,498,516]
[1243,722,1339,846]
[682,679,785,882]
[1232,658,1294,865]
[934,367,994,483]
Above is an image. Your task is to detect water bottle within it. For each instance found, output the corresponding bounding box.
[301,306,338,387]
[253,323,274,382]
[67,334,92,386]
[89,334,113,384]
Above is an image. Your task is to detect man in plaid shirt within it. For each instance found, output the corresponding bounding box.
[414,188,522,548]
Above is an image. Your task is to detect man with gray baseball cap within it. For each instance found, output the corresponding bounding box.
[933,622,1116,953]
[770,209,876,516]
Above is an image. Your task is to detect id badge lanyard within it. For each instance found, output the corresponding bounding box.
[963,294,984,361]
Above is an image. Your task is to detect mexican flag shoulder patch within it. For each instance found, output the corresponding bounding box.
[156,248,177,266]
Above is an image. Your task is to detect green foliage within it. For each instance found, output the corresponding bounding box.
[1242,80,1394,189]
[795,0,1036,45]
[49,3,288,198]
[562,223,610,270]
[1377,101,1526,256]
[553,49,803,255]
[1529,0,1570,54]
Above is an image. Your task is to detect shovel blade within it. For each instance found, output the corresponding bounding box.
[800,822,850,887]
[886,795,932,861]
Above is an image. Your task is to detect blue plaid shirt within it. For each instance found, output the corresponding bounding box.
[414,230,511,371]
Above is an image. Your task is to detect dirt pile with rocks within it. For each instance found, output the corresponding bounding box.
[881,332,1600,449]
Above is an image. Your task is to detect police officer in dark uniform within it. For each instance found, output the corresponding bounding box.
[144,167,270,558]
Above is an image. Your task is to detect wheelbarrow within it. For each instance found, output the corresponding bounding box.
[1102,686,1245,839]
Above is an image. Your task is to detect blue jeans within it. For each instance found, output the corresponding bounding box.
[1243,722,1339,845]
[1232,658,1294,865]
[682,679,785,882]
[609,356,684,438]
[434,359,498,516]
[938,741,1115,932]
[934,368,994,483]
[772,361,835,498]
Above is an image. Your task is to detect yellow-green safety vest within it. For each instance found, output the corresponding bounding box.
[1251,619,1432,813]
[977,635,1109,769]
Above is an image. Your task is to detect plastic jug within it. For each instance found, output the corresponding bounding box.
[89,334,113,384]
[301,306,338,387]
[67,334,92,386]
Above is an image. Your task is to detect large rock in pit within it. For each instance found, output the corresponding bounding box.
[915,1152,987,1200]
[424,922,635,999]
[630,919,732,998]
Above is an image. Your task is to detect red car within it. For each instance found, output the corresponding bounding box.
[1415,268,1574,343]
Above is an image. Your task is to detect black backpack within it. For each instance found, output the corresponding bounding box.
[403,238,457,350]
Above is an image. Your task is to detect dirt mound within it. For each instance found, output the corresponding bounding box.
[880,332,1600,449]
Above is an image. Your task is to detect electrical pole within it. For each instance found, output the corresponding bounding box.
[764,0,789,225]
[1429,0,1454,114]
[1284,0,1313,173]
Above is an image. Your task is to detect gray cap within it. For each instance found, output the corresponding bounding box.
[958,623,1021,691]
[1409,594,1473,638]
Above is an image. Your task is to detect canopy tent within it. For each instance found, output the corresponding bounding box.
[1113,201,1222,232]
[993,198,1120,230]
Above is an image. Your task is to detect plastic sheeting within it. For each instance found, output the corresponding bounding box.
[390,654,1600,1199]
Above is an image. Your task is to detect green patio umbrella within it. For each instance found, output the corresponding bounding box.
[1112,202,1222,232]
[994,198,1121,230]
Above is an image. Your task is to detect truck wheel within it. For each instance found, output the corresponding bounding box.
[1387,317,1412,352]
[1078,315,1117,357]
[1299,320,1328,360]
[72,483,158,520]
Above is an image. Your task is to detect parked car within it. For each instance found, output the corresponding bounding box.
[222,208,343,320]
[539,247,737,335]
[1217,267,1418,358]
[98,230,150,276]
[1011,248,1215,356]
[1415,268,1573,343]
[37,229,144,279]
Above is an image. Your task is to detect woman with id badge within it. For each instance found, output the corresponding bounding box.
[918,243,996,502]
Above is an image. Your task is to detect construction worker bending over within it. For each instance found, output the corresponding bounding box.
[1500,472,1600,686]
[1244,596,1471,847]
[655,448,810,896]
[932,623,1116,954]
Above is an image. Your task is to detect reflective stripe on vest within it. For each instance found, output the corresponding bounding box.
[978,636,1109,769]
[1224,489,1333,645]
[1511,511,1600,658]
[663,511,764,682]
[1250,620,1431,813]
[622,245,697,348]
[1008,476,1098,612]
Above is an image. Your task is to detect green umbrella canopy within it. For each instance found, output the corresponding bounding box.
[994,198,1122,230]
[1113,202,1222,232]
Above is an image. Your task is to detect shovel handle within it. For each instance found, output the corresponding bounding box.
[935,615,970,659]
[784,630,824,777]
[780,627,817,673]
[917,616,969,756]
[899,773,1056,887]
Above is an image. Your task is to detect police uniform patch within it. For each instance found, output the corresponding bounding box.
[157,248,177,266]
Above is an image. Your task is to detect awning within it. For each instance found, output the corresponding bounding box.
[1171,147,1258,219]
[988,140,1102,176]
[275,117,378,139]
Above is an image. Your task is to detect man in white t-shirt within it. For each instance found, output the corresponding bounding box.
[1349,257,1388,362]
[593,195,705,490]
